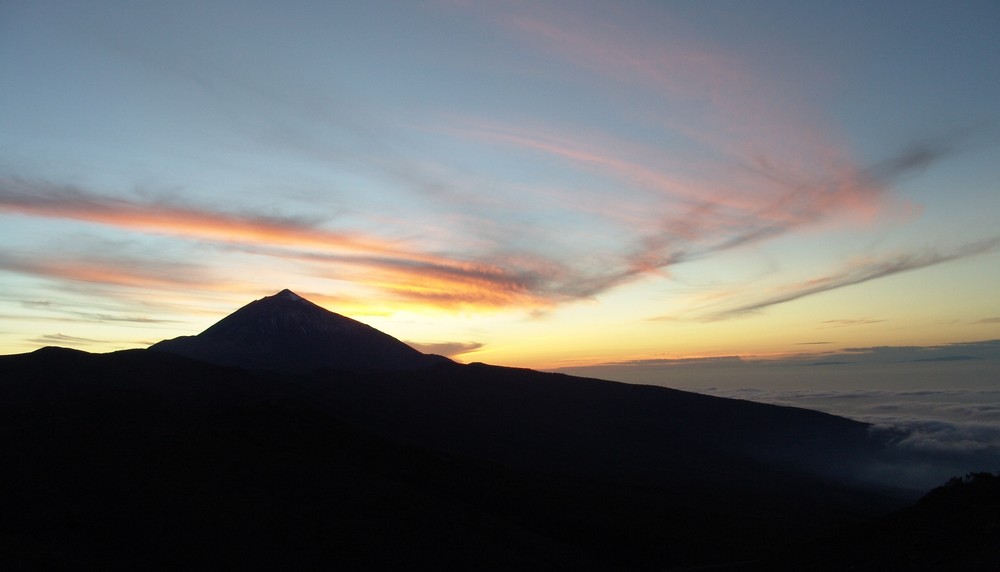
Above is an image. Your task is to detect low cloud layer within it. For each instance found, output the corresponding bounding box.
[554,341,1000,489]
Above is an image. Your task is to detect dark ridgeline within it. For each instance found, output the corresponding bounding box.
[753,472,1000,571]
[0,290,995,571]
[150,289,448,372]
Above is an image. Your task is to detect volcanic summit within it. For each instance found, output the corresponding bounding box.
[150,289,446,373]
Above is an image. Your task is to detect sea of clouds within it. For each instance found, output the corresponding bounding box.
[555,340,1000,490]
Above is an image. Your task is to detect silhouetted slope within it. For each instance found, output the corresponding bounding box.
[750,472,1000,571]
[150,289,446,373]
[0,348,595,570]
[314,361,891,490]
[2,291,949,569]
[0,346,914,570]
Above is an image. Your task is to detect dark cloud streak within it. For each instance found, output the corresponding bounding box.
[27,333,103,346]
[702,238,1000,320]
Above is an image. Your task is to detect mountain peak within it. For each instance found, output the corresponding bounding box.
[150,289,447,373]
[274,288,305,301]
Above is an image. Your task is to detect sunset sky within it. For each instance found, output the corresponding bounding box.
[2,1,998,368]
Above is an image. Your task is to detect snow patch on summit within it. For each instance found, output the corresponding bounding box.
[275,289,304,301]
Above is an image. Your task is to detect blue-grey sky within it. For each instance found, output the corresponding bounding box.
[2,0,998,367]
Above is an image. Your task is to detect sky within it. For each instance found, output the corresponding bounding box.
[2,0,999,369]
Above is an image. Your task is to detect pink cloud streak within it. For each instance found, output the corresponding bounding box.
[458,1,913,233]
[0,179,565,311]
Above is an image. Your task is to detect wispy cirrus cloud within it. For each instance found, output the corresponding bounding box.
[684,239,1000,321]
[0,178,400,257]
[0,176,761,312]
[72,312,180,324]
[0,3,983,323]
[447,118,964,303]
[434,1,968,301]
[0,178,568,311]
[820,318,885,328]
[27,333,103,346]
[2,168,977,319]
[466,1,908,210]
[0,251,217,291]
[446,3,991,312]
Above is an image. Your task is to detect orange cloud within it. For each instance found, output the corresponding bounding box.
[0,180,408,258]
[0,253,216,291]
[0,180,565,312]
[282,249,563,310]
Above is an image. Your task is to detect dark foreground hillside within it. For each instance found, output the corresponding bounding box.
[0,346,950,570]
[743,472,1000,571]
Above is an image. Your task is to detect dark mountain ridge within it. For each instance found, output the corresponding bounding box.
[1,290,992,569]
[749,472,1000,571]
[0,346,902,570]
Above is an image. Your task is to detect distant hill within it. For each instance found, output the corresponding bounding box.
[1,289,991,570]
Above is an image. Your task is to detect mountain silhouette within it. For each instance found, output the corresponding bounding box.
[753,472,1000,571]
[0,346,908,571]
[150,289,446,372]
[1,289,990,570]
